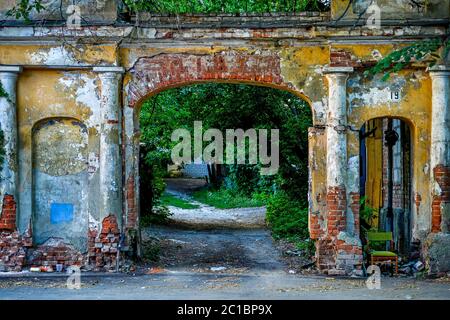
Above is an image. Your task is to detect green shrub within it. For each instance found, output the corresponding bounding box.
[266,191,309,241]
[141,238,161,262]
[140,206,172,227]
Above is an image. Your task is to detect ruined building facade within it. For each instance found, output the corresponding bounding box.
[0,0,449,275]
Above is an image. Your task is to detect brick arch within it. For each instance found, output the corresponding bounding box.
[122,50,315,235]
[126,50,311,109]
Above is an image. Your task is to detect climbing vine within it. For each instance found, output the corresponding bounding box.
[365,38,450,81]
[7,0,329,21]
[6,0,44,22]
[123,0,329,14]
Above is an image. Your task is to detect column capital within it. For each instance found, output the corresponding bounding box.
[93,66,125,74]
[428,65,450,78]
[0,65,23,73]
[322,66,354,75]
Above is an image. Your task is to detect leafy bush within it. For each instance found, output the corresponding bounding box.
[266,191,309,241]
[140,206,172,227]
[141,238,161,262]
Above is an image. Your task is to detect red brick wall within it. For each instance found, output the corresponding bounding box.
[126,175,137,230]
[88,215,120,271]
[326,186,347,236]
[432,165,450,233]
[0,195,16,231]
[330,49,362,68]
[0,195,33,272]
[27,239,84,268]
[309,212,321,240]
[349,192,360,237]
[127,51,287,108]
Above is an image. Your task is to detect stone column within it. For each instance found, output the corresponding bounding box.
[0,66,22,213]
[429,66,450,233]
[94,67,124,226]
[323,67,353,236]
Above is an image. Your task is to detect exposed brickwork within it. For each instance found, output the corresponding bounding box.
[326,186,347,236]
[315,238,335,271]
[309,212,321,240]
[334,239,363,274]
[349,192,360,237]
[314,186,363,274]
[315,236,363,274]
[0,195,17,231]
[330,49,362,68]
[128,51,287,107]
[0,195,33,271]
[432,165,450,233]
[126,175,137,230]
[88,215,120,271]
[27,238,84,268]
[0,231,32,271]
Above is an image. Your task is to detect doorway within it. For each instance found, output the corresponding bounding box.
[359,117,412,256]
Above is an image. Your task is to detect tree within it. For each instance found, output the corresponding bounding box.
[6,0,330,21]
[139,83,312,211]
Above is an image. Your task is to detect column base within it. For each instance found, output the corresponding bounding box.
[316,231,363,276]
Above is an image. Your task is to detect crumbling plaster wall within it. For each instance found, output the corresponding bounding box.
[0,12,446,271]
[347,66,432,243]
[16,69,102,252]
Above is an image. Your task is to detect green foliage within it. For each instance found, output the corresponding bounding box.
[140,205,172,227]
[266,191,309,240]
[124,0,329,14]
[140,83,312,251]
[141,238,161,262]
[160,193,199,209]
[6,0,45,21]
[139,83,312,209]
[192,188,266,209]
[359,196,378,226]
[366,38,450,81]
[8,0,329,21]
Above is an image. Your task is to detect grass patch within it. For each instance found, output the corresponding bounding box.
[192,188,266,209]
[160,193,199,209]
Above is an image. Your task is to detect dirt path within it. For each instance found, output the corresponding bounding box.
[1,272,449,300]
[164,178,266,229]
[142,226,287,274]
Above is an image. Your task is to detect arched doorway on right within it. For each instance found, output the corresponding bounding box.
[359,117,415,259]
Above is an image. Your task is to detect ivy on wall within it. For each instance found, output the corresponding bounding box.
[123,0,329,14]
[6,0,44,21]
[7,0,329,20]
[366,38,450,81]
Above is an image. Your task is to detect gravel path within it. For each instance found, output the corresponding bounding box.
[164,178,266,229]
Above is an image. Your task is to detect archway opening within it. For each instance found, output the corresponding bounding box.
[136,82,314,272]
[359,117,415,265]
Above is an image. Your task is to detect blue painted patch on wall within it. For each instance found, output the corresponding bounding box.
[50,203,74,224]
